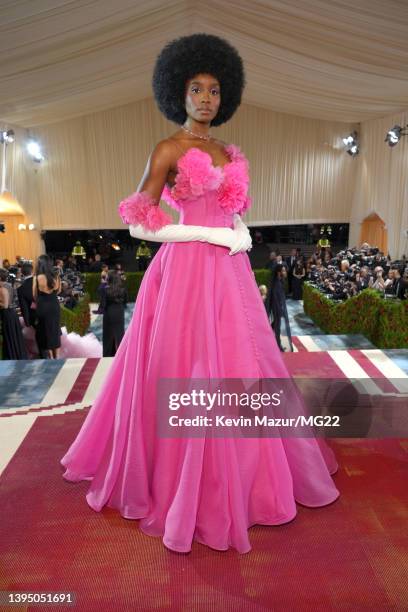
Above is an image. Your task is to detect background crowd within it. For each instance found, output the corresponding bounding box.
[263,243,408,302]
[0,253,127,360]
[1,240,406,361]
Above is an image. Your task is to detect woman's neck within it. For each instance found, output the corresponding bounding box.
[183,118,211,139]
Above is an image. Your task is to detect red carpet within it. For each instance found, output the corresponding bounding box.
[1,408,407,611]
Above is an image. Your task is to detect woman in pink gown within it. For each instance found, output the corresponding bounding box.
[61,33,339,554]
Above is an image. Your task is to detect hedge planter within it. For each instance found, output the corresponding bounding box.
[303,283,408,349]
[84,269,274,303]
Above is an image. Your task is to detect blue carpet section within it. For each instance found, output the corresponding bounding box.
[308,335,375,350]
[0,360,65,408]
[90,304,134,342]
[383,350,408,375]
[285,300,324,335]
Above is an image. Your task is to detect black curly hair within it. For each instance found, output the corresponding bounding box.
[152,33,245,127]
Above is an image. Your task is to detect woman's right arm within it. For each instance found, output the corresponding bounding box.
[120,141,252,256]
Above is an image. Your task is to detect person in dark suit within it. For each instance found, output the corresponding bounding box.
[265,264,294,352]
[100,270,128,357]
[393,268,407,300]
[17,262,37,328]
[285,248,297,296]
[89,254,103,273]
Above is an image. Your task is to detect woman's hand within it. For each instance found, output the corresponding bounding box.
[229,214,252,255]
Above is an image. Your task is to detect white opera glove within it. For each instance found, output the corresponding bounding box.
[119,190,252,256]
[129,222,210,243]
[129,222,249,256]
[229,213,252,255]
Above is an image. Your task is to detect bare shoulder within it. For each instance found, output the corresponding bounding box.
[212,137,229,148]
[149,139,178,167]
[153,138,176,155]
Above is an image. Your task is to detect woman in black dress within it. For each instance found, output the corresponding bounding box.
[292,259,306,300]
[33,255,62,359]
[100,270,127,357]
[0,268,28,359]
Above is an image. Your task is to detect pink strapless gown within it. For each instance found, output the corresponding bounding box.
[61,145,339,553]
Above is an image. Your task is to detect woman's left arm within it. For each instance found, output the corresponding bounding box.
[0,286,9,308]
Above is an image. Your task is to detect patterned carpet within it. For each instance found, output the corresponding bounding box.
[0,300,407,610]
[1,411,407,610]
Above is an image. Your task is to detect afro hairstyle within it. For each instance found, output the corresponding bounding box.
[152,33,245,127]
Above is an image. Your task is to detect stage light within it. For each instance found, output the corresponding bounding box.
[0,130,15,144]
[385,124,408,147]
[28,223,35,230]
[342,131,359,157]
[111,243,121,251]
[26,140,44,162]
[18,223,26,230]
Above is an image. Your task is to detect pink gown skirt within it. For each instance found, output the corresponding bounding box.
[61,236,339,554]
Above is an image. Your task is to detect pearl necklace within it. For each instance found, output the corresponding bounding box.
[181,125,212,141]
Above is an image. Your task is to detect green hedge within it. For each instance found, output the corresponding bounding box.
[84,272,145,302]
[60,293,91,336]
[303,283,408,348]
[84,269,274,302]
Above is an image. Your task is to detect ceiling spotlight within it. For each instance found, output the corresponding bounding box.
[385,124,408,147]
[342,135,354,145]
[0,130,15,144]
[26,139,44,162]
[342,131,359,157]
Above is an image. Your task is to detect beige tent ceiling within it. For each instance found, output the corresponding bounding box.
[1,0,408,127]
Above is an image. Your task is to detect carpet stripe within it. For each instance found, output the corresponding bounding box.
[361,350,408,393]
[41,358,86,406]
[328,350,385,396]
[348,350,400,394]
[297,336,322,353]
[81,357,114,405]
[64,358,100,404]
[292,336,306,353]
[0,414,37,476]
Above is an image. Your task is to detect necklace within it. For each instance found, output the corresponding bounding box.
[181,125,212,141]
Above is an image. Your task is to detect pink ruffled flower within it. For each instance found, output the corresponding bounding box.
[172,148,223,201]
[118,190,172,231]
[160,144,252,214]
[224,143,246,163]
[217,158,250,214]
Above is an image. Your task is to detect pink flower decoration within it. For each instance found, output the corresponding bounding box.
[160,144,252,214]
[217,156,251,214]
[118,190,172,231]
[172,148,223,201]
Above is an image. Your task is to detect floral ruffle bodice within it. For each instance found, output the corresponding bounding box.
[161,144,252,215]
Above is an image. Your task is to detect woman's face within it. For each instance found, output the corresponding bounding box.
[184,73,221,124]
